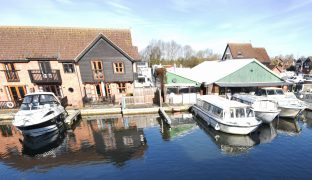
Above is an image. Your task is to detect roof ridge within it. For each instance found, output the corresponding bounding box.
[0,25,130,32]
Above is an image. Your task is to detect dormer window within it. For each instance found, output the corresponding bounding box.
[237,51,243,58]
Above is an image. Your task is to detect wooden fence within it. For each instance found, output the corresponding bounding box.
[123,87,158,106]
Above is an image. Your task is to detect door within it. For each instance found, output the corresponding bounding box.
[8,86,26,105]
[39,61,52,74]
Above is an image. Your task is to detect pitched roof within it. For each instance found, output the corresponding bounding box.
[190,58,282,84]
[0,26,141,61]
[225,43,270,63]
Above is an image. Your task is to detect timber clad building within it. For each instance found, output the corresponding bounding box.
[0,26,141,108]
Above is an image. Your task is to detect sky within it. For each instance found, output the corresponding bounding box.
[1,0,311,57]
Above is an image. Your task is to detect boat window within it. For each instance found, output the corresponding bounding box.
[267,90,276,95]
[212,106,223,118]
[230,108,235,118]
[246,108,255,117]
[40,94,58,105]
[203,102,209,110]
[235,108,245,118]
[275,89,284,95]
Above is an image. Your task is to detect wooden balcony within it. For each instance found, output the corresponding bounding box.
[3,70,20,82]
[28,69,62,84]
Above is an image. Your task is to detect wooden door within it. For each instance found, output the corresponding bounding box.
[8,86,26,101]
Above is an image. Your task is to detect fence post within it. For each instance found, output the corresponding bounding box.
[121,97,126,114]
[158,88,162,107]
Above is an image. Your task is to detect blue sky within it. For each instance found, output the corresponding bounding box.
[1,0,311,57]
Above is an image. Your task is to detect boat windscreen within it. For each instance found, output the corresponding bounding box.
[275,89,284,95]
[20,94,58,110]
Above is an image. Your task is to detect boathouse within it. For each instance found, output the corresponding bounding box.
[190,59,288,95]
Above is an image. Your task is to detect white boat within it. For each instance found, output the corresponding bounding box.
[13,92,67,137]
[192,95,262,135]
[255,87,305,118]
[232,94,281,123]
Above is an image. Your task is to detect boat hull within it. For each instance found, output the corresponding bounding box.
[193,106,259,135]
[15,113,65,137]
[254,110,280,123]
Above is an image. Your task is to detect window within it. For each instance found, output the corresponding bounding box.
[246,108,255,117]
[230,108,235,118]
[38,61,52,74]
[41,85,62,97]
[3,63,19,82]
[275,90,284,95]
[91,61,104,80]
[117,82,126,93]
[235,108,245,118]
[63,63,75,73]
[113,62,124,73]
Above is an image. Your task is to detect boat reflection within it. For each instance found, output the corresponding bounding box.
[301,110,312,128]
[21,124,66,156]
[0,115,158,171]
[194,117,277,155]
[274,118,301,135]
[158,113,197,140]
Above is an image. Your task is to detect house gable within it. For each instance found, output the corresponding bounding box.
[78,37,134,83]
[221,45,233,60]
[216,61,282,84]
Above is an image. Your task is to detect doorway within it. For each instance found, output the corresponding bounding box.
[7,86,26,102]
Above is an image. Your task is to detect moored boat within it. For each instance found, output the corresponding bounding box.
[13,92,67,137]
[232,94,280,123]
[192,95,262,135]
[255,87,305,118]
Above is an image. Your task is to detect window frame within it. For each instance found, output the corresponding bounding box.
[117,82,127,93]
[91,60,104,80]
[113,62,125,74]
[62,63,75,73]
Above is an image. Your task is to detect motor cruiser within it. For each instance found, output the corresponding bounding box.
[255,87,305,118]
[232,94,280,123]
[192,95,262,135]
[13,92,67,137]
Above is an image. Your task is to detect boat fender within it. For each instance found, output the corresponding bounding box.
[6,102,14,109]
[215,123,220,131]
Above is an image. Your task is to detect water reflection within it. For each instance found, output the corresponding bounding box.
[302,110,312,128]
[0,115,159,171]
[274,118,301,135]
[22,124,66,156]
[159,113,197,140]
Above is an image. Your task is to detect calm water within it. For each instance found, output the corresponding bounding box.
[1,112,312,180]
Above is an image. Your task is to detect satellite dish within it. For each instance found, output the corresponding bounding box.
[172,78,177,83]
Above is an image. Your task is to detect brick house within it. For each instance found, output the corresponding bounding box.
[0,26,141,108]
[221,43,271,67]
[295,56,312,74]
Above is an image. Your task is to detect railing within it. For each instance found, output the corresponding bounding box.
[28,69,62,84]
[0,101,22,109]
[92,69,104,80]
[4,70,19,82]
[83,96,114,106]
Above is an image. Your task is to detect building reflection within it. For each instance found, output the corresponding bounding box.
[0,114,159,171]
